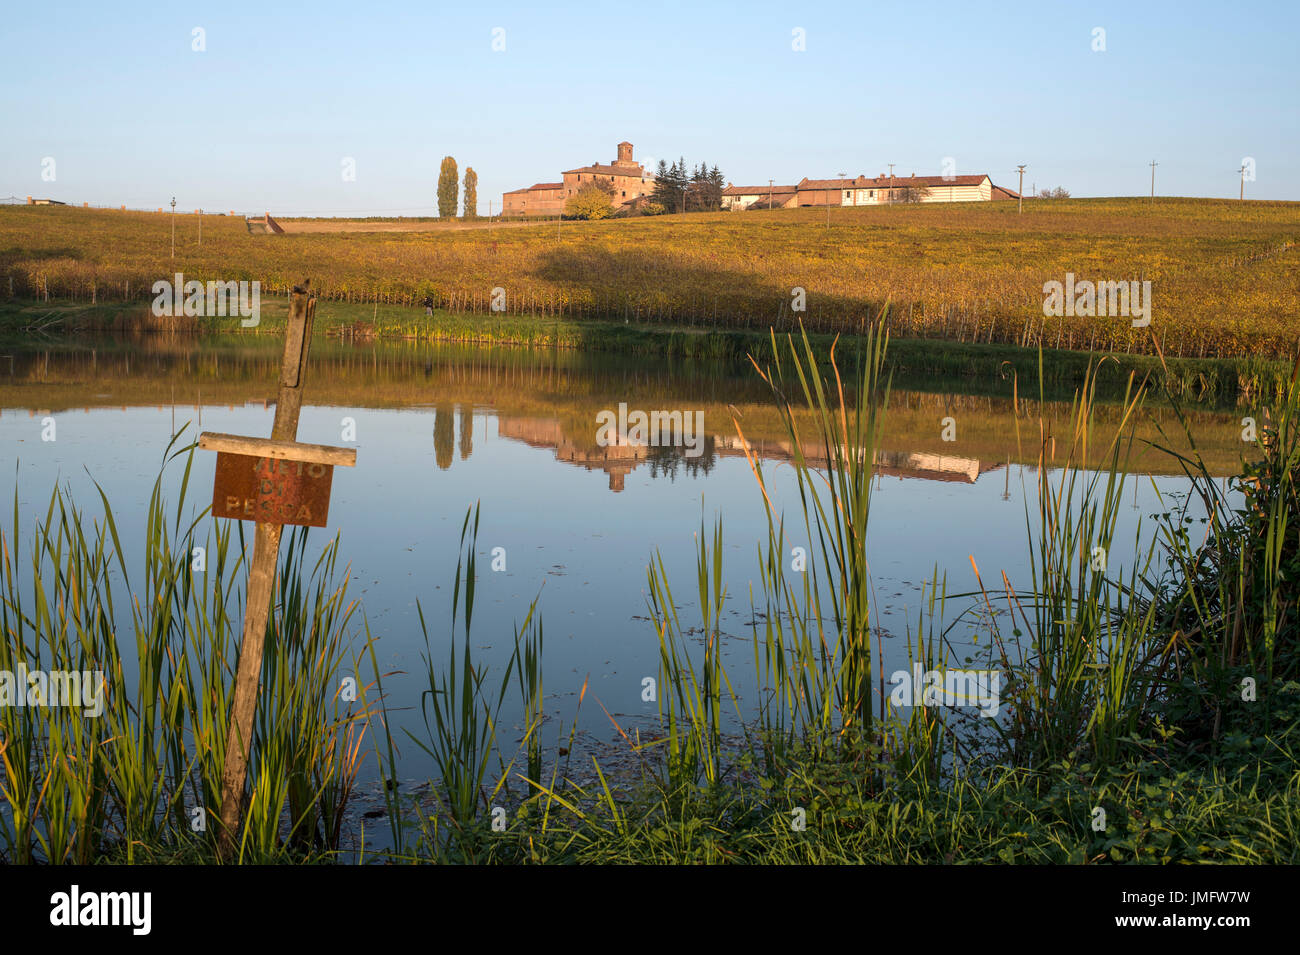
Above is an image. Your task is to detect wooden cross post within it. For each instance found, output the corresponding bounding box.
[199,281,357,861]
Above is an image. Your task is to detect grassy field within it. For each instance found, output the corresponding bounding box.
[2,197,1296,360]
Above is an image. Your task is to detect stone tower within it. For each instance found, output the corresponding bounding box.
[614,141,637,169]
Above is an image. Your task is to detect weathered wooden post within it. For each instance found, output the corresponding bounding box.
[198,280,357,861]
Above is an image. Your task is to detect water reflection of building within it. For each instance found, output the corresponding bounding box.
[873,449,1002,484]
[710,435,1001,483]
[495,416,1001,491]
[496,416,654,491]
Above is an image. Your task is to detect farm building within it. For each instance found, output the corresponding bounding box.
[725,175,1019,209]
[502,142,655,217]
[795,174,1013,205]
[501,182,565,217]
[505,150,1020,216]
[721,184,798,210]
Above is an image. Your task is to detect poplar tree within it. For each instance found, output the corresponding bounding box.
[462,167,479,218]
[438,157,459,218]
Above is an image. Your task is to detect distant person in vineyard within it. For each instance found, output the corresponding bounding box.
[422,294,434,317]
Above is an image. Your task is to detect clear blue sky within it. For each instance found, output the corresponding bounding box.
[3,0,1295,214]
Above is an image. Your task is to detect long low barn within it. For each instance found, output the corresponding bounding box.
[719,184,798,210]
[501,182,565,217]
[723,174,1018,208]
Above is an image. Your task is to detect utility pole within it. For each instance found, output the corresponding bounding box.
[1149,160,1158,205]
[198,208,202,247]
[888,163,895,205]
[831,171,847,225]
[768,178,773,211]
[1016,165,1026,213]
[170,196,176,258]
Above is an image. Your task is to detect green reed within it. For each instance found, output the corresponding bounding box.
[982,360,1163,767]
[639,321,1227,790]
[645,518,738,791]
[1142,352,1300,737]
[406,504,546,837]
[373,502,548,861]
[737,323,891,754]
[0,430,370,863]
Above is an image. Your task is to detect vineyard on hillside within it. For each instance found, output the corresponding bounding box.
[2,198,1296,359]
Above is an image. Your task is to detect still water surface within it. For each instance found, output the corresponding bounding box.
[0,336,1244,813]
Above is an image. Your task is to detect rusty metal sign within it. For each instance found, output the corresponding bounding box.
[211,452,335,527]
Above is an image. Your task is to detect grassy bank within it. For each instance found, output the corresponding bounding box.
[105,724,1300,864]
[2,327,1298,865]
[2,297,1291,406]
[2,197,1296,359]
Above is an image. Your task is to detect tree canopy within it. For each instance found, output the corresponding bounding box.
[652,158,726,212]
[564,179,614,220]
[894,183,932,203]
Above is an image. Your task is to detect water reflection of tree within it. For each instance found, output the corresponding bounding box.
[434,404,455,470]
[459,405,473,460]
[684,441,717,478]
[646,438,716,481]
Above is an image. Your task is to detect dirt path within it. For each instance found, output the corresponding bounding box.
[276,218,576,234]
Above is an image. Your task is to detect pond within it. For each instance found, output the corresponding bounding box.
[0,334,1246,828]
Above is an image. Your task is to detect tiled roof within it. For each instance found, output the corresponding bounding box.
[722,184,797,195]
[797,177,858,190]
[503,182,564,195]
[798,174,991,190]
[903,175,991,188]
[562,163,648,177]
